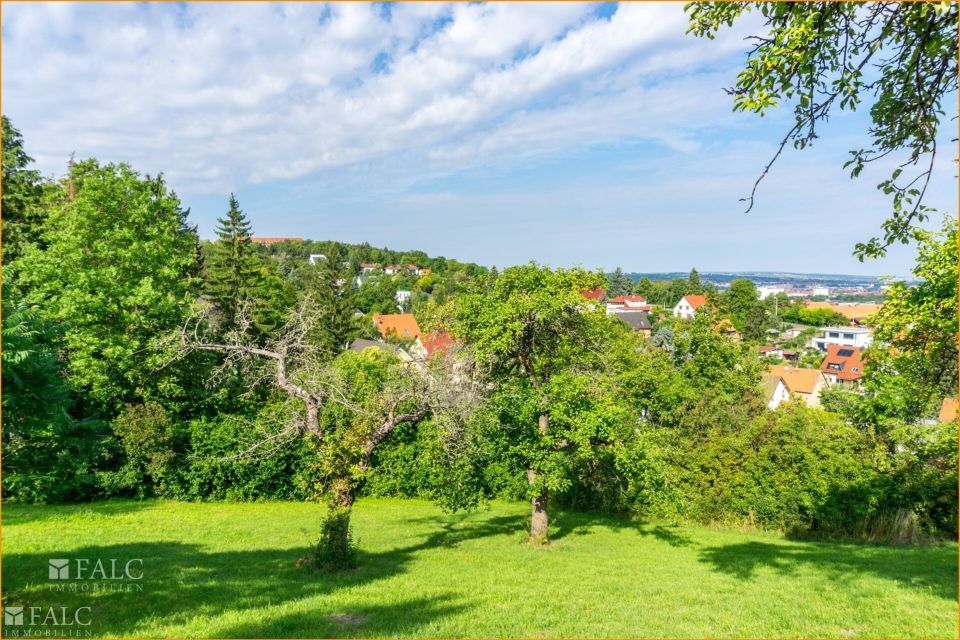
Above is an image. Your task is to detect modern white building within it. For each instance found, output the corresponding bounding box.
[308,254,326,265]
[812,286,830,297]
[757,286,785,300]
[812,326,873,351]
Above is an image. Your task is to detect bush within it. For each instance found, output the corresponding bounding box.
[182,403,318,501]
[99,403,183,498]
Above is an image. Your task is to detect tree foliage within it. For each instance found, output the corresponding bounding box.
[1,116,47,262]
[687,2,958,258]
[10,160,201,414]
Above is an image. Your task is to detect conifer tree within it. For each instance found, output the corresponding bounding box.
[687,268,703,294]
[606,266,633,298]
[304,247,360,358]
[205,195,260,329]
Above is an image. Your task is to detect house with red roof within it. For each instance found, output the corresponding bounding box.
[606,295,648,312]
[412,331,455,360]
[372,313,421,340]
[580,288,605,301]
[820,344,864,384]
[673,294,707,320]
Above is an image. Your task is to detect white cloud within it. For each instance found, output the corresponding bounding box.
[3,1,758,194]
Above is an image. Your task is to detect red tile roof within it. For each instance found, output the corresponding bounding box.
[580,288,605,300]
[372,313,421,339]
[768,365,824,395]
[610,295,646,304]
[682,294,707,309]
[420,332,455,357]
[820,344,864,381]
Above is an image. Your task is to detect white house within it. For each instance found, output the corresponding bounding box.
[395,290,412,306]
[673,294,707,319]
[812,286,830,297]
[757,286,785,300]
[762,374,791,410]
[309,254,326,265]
[812,326,873,351]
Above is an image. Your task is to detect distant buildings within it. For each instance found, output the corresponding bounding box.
[673,294,707,320]
[361,263,429,277]
[812,326,872,351]
[249,236,303,245]
[757,286,785,300]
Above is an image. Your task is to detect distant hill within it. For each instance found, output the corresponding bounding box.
[629,271,886,289]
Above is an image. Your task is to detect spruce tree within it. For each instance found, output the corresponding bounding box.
[205,195,260,329]
[305,247,360,358]
[606,266,633,297]
[688,268,703,294]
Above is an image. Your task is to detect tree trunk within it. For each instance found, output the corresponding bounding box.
[528,470,549,545]
[315,478,356,570]
[528,412,550,545]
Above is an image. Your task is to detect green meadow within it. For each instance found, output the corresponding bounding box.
[3,498,956,638]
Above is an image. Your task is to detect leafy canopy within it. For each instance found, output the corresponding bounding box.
[687,2,958,259]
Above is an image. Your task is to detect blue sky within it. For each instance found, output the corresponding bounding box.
[3,2,955,277]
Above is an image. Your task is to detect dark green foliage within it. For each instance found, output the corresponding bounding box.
[354,273,404,315]
[101,403,182,499]
[1,116,47,262]
[1,302,110,502]
[181,406,318,502]
[605,267,633,297]
[204,195,294,335]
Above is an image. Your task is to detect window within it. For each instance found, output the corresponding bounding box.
[837,348,855,357]
[828,363,843,370]
[852,367,859,373]
[843,333,855,339]
[828,332,840,338]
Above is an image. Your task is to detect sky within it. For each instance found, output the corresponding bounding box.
[3,2,956,278]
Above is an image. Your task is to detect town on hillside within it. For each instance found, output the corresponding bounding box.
[243,238,954,424]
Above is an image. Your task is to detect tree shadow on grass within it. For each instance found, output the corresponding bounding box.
[214,594,468,638]
[551,509,693,548]
[698,540,958,601]
[1,510,517,637]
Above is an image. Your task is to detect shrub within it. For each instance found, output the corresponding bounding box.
[181,401,318,501]
[100,403,183,498]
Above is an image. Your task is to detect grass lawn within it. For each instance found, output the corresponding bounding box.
[2,498,956,638]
